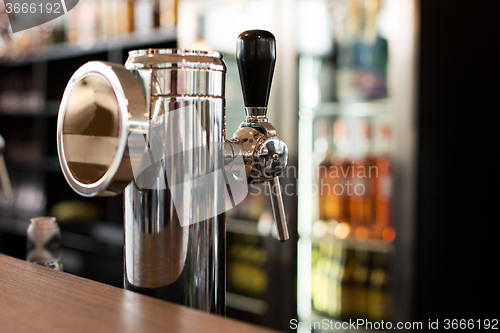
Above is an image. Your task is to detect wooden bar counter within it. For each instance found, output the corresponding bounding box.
[0,254,276,332]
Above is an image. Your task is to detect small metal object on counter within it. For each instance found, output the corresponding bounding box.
[0,134,13,199]
[56,30,289,314]
[27,217,63,271]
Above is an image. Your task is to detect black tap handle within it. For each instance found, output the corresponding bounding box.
[236,30,276,108]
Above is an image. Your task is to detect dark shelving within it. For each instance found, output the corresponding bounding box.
[0,28,177,288]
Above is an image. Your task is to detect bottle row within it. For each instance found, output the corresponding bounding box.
[311,240,391,322]
[306,0,389,103]
[227,233,268,298]
[314,117,394,241]
[0,0,177,59]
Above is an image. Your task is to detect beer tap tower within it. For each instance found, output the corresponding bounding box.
[56,30,288,314]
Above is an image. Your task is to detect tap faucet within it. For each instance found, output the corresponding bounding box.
[56,30,288,314]
[227,30,289,241]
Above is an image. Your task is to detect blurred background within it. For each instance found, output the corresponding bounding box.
[0,0,498,332]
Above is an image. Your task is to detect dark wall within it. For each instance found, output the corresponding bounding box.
[417,0,500,321]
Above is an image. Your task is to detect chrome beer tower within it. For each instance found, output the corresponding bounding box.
[56,30,288,314]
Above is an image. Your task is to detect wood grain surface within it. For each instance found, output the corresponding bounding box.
[0,254,278,333]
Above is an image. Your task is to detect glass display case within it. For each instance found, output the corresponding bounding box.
[296,0,402,330]
[177,0,418,330]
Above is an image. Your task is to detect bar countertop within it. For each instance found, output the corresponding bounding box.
[0,254,276,333]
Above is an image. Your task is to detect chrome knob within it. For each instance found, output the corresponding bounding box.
[254,135,288,179]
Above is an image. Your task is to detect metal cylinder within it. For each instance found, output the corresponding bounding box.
[123,50,227,314]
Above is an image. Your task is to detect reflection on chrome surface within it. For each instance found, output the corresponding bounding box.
[123,51,227,313]
[62,74,120,184]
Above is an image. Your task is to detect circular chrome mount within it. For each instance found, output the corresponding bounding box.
[57,61,147,197]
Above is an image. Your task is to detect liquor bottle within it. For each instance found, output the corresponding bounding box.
[159,0,177,28]
[317,120,336,221]
[26,217,63,271]
[340,247,356,320]
[373,123,394,241]
[326,241,342,318]
[330,119,351,224]
[318,49,338,103]
[134,0,155,35]
[76,0,97,47]
[356,0,388,99]
[367,251,391,321]
[350,120,376,240]
[51,16,68,44]
[190,15,211,51]
[351,248,371,319]
[227,234,268,298]
[336,0,363,101]
[310,240,320,306]
[117,0,135,34]
[344,0,363,43]
[312,240,324,313]
[313,240,333,314]
[154,0,161,28]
